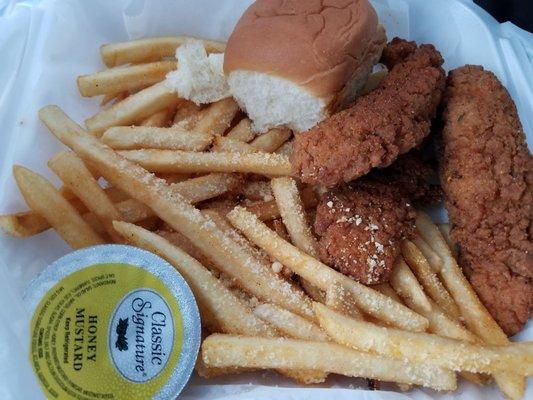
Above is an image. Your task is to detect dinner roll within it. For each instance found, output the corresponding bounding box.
[224,0,386,132]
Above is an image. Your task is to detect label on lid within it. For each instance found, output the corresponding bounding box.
[26,245,200,400]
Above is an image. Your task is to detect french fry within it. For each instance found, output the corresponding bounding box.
[373,282,403,304]
[39,105,314,321]
[226,118,255,142]
[412,236,443,272]
[113,222,322,384]
[387,259,481,344]
[158,173,190,184]
[113,221,275,336]
[196,358,248,379]
[249,128,291,153]
[157,230,220,273]
[437,223,458,258]
[118,149,291,176]
[275,139,294,157]
[101,126,213,151]
[270,177,318,257]
[245,187,318,221]
[202,209,271,266]
[77,61,176,97]
[85,81,178,135]
[1,171,236,239]
[401,240,460,319]
[172,101,201,127]
[253,303,329,342]
[270,177,323,302]
[240,181,273,201]
[2,172,236,240]
[0,211,50,238]
[389,258,432,314]
[202,334,457,391]
[170,173,241,203]
[12,166,104,248]
[140,107,174,127]
[191,98,239,135]
[325,282,363,319]
[300,278,326,303]
[212,136,257,153]
[0,186,128,237]
[100,36,226,67]
[314,303,533,375]
[48,152,122,241]
[376,256,487,385]
[227,206,428,332]
[100,91,128,107]
[415,212,525,399]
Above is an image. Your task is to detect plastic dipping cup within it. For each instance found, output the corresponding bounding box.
[24,244,201,400]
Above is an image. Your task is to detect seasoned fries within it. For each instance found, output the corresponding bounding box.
[173,100,202,127]
[325,282,363,319]
[271,177,318,257]
[140,107,175,127]
[227,206,429,332]
[253,303,329,341]
[0,211,50,238]
[48,151,122,241]
[12,166,104,248]
[77,61,176,97]
[85,81,178,135]
[226,118,255,142]
[315,303,533,375]
[437,223,458,258]
[401,240,460,318]
[416,212,526,399]
[101,126,213,150]
[190,98,239,135]
[100,36,226,67]
[245,187,318,221]
[113,221,275,336]
[270,176,324,302]
[389,258,432,314]
[412,236,443,272]
[0,186,127,237]
[212,137,257,153]
[171,173,241,203]
[202,334,457,391]
[118,149,291,176]
[39,105,314,321]
[249,128,291,152]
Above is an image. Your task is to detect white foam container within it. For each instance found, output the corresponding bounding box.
[0,0,531,399]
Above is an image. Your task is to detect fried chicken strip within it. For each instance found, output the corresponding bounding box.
[441,65,533,336]
[314,182,416,284]
[293,38,445,187]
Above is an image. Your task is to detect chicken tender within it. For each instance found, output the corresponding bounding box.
[368,151,442,205]
[441,65,533,336]
[293,38,446,187]
[314,182,416,284]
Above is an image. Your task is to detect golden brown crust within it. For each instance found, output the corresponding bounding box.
[224,0,385,100]
[314,182,416,284]
[441,65,533,335]
[292,38,445,187]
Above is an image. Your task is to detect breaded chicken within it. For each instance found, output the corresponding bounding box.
[292,38,446,187]
[441,65,533,336]
[368,151,442,205]
[314,182,416,284]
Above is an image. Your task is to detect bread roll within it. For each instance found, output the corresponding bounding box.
[224,0,386,132]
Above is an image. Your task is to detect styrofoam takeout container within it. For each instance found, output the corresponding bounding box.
[0,0,531,399]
